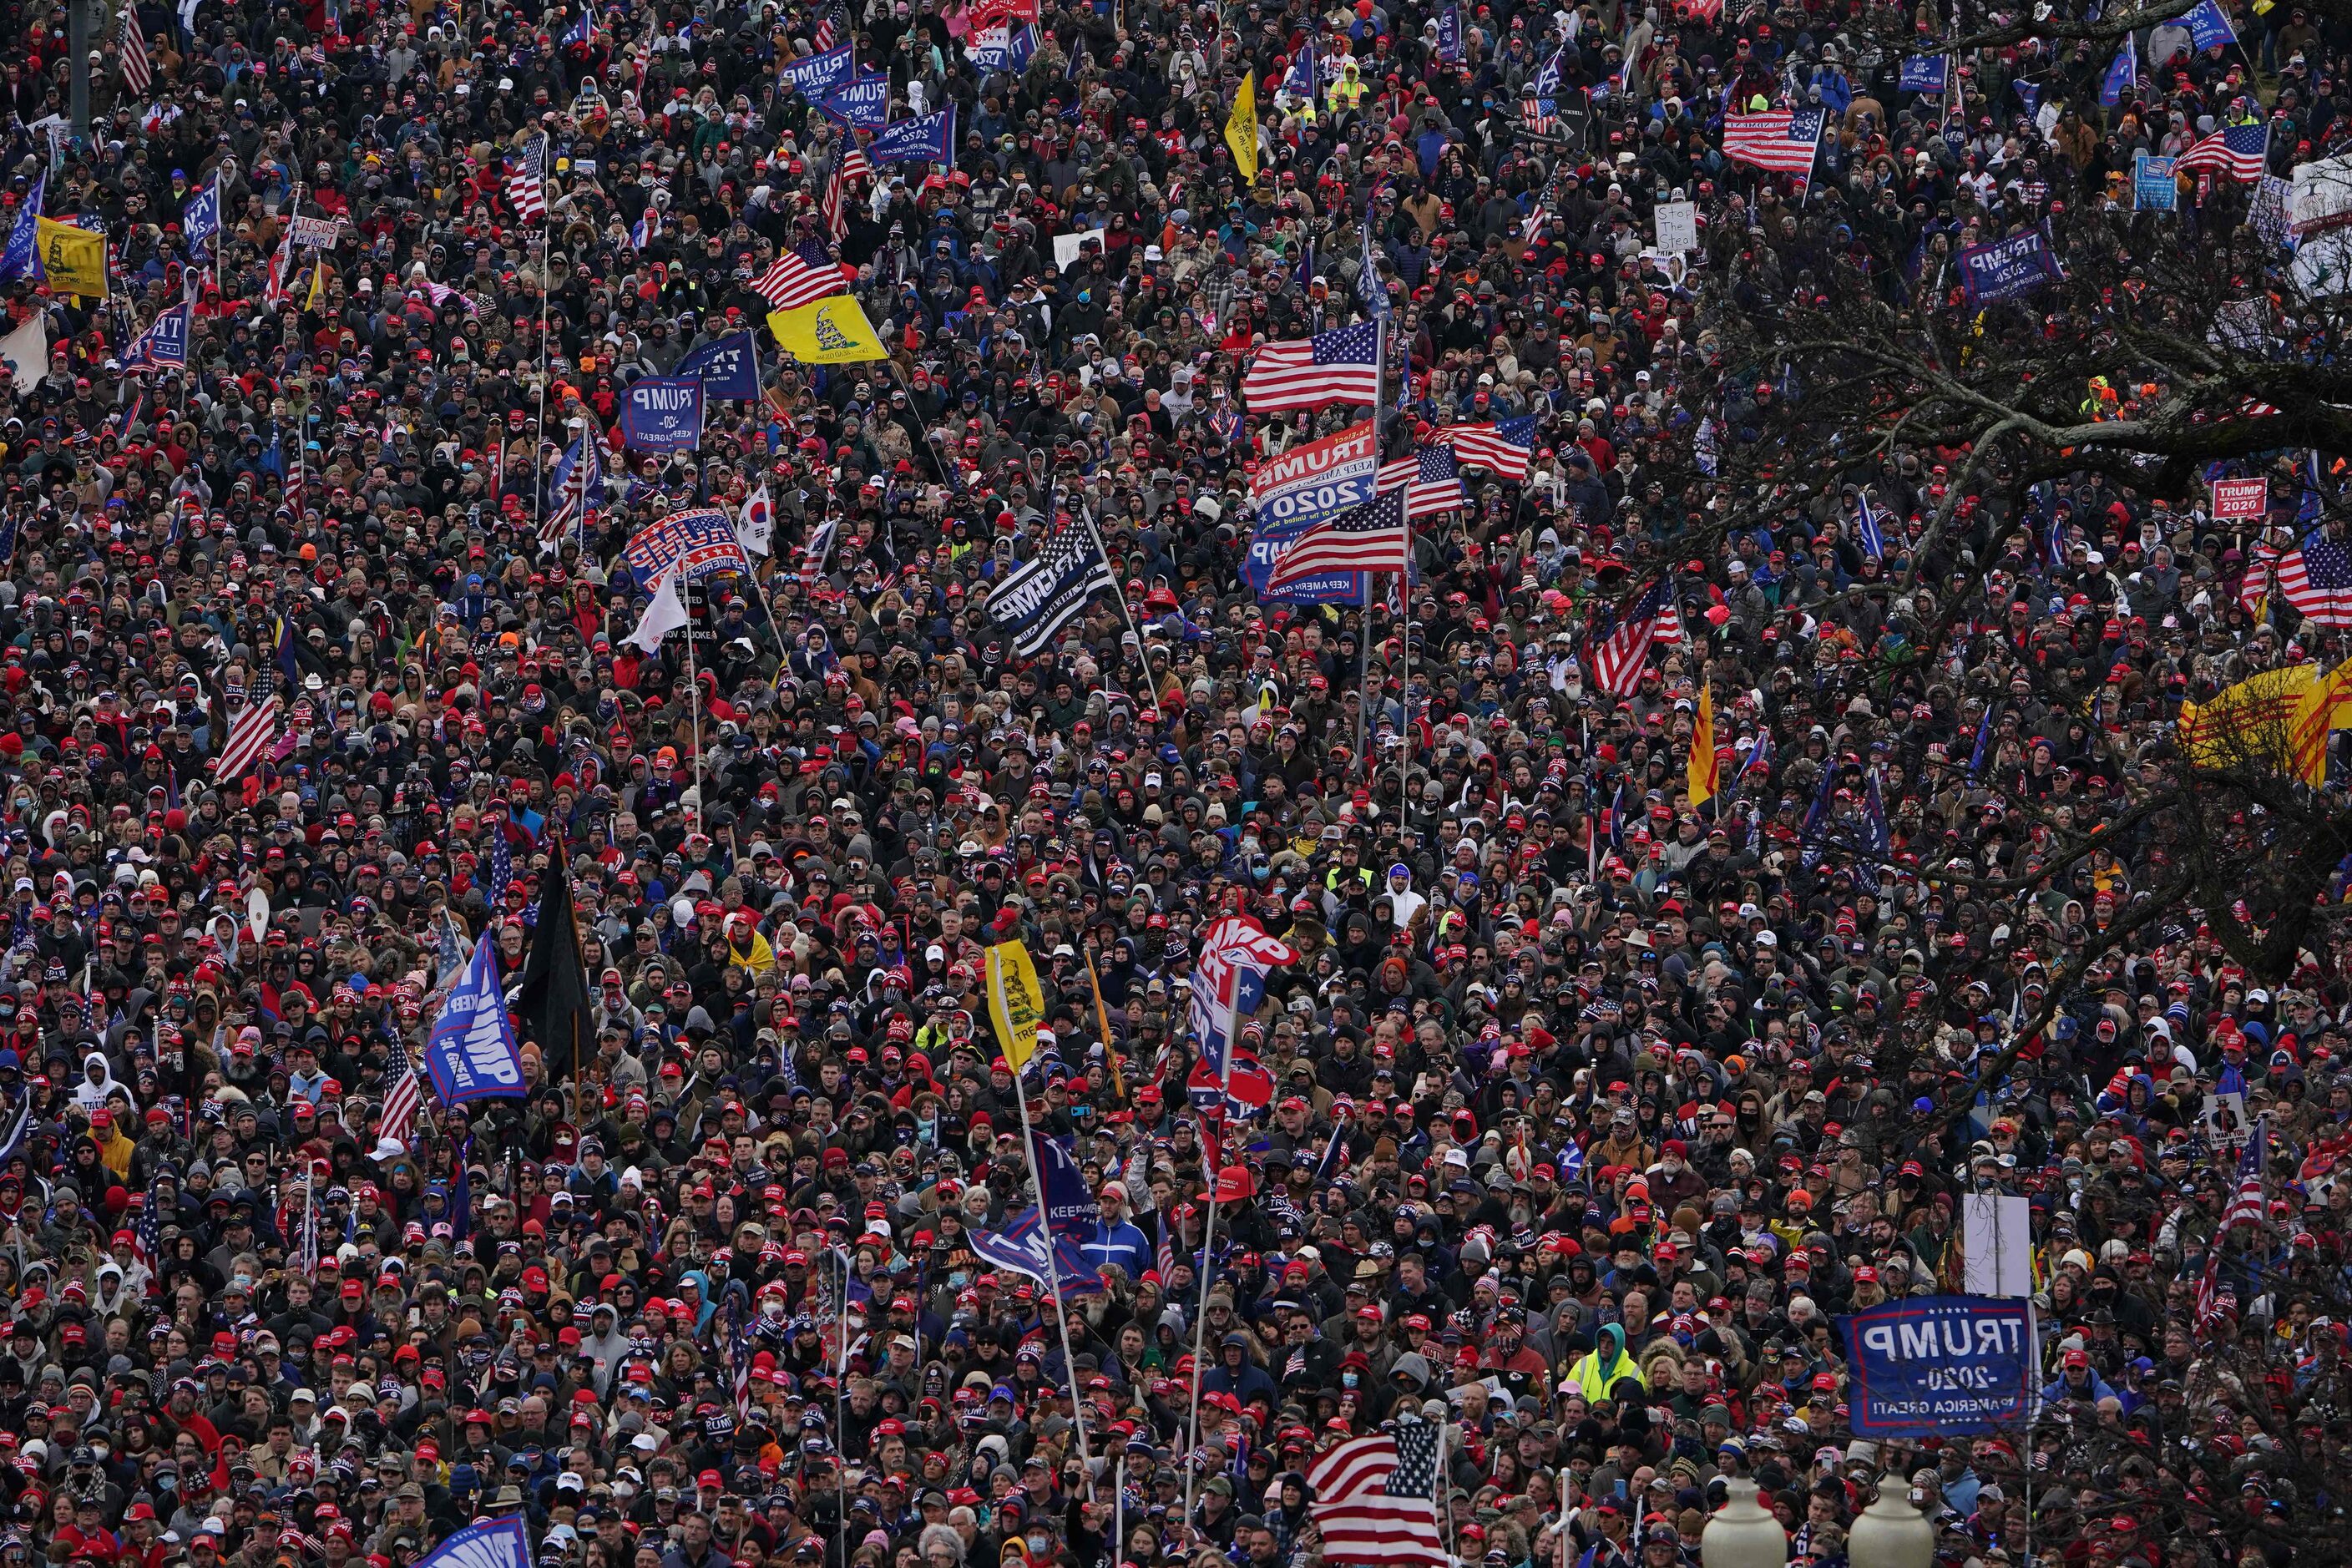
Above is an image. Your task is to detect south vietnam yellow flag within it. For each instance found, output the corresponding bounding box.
[766,296,889,363]
[1225,72,1260,185]
[984,939,1047,1073]
[2179,664,2338,782]
[34,220,107,299]
[1688,684,1720,808]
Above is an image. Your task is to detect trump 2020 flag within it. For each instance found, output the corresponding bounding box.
[675,329,761,400]
[407,1513,533,1568]
[972,1206,1106,1297]
[124,301,190,372]
[425,933,528,1105]
[866,105,955,166]
[822,72,892,129]
[182,171,220,260]
[0,171,40,283]
[2184,0,2236,48]
[781,44,857,97]
[1899,54,1949,94]
[2102,34,2136,109]
[620,377,706,453]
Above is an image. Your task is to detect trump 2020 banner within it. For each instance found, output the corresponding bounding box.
[620,377,706,453]
[424,933,528,1104]
[410,1515,531,1568]
[1956,229,2065,305]
[1838,1294,2034,1439]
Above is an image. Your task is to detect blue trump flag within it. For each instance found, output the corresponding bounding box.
[2102,34,2136,109]
[0,171,42,282]
[1855,492,1885,559]
[620,377,706,453]
[411,1515,532,1568]
[2184,0,2236,48]
[425,933,528,1106]
[675,330,761,400]
[1029,1132,1097,1242]
[1436,3,1462,60]
[781,44,857,97]
[1839,1296,2033,1439]
[822,72,891,129]
[1956,228,2065,304]
[1899,54,1949,93]
[867,105,955,166]
[182,171,220,261]
[971,1206,1105,1297]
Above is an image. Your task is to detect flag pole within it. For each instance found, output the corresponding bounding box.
[1181,1032,1237,1531]
[534,144,553,531]
[683,584,702,837]
[1006,1039,1096,1501]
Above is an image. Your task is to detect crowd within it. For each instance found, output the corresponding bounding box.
[0,3,2347,1568]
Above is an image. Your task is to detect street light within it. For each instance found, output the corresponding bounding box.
[1700,1479,1785,1568]
[1847,1487,1936,1568]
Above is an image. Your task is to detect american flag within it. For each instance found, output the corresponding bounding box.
[2240,529,2352,626]
[815,0,851,49]
[1308,1425,1445,1565]
[1586,579,1682,695]
[822,146,871,241]
[1438,416,1535,480]
[1242,322,1383,412]
[2222,1115,2269,1230]
[2175,122,2269,183]
[1265,488,1410,593]
[120,11,152,97]
[1377,445,1468,519]
[131,1171,164,1275]
[1724,108,1827,176]
[377,1022,422,1151]
[2193,1246,2234,1335]
[507,138,549,223]
[215,697,281,782]
[751,252,847,311]
[731,1302,755,1415]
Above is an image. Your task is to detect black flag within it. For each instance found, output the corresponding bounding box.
[516,835,593,1084]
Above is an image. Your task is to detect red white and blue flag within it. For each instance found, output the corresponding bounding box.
[1377,445,1468,519]
[2176,122,2269,183]
[1725,108,1827,178]
[1186,916,1297,1075]
[1437,416,1535,480]
[1242,322,1383,412]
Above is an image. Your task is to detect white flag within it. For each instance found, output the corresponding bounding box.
[624,567,689,653]
[0,314,46,392]
[737,483,775,558]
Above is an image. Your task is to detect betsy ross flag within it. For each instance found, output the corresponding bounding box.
[1377,445,1467,519]
[1724,107,1827,177]
[507,138,549,223]
[2240,529,2352,626]
[751,252,846,311]
[1242,321,1383,412]
[120,10,153,96]
[1308,1426,1445,1565]
[1266,488,1410,593]
[215,697,281,782]
[1438,416,1535,480]
[2176,122,2269,183]
[1586,579,1683,695]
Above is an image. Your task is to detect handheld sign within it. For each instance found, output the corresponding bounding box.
[1838,1295,2034,1439]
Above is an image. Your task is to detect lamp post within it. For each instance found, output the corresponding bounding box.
[1847,1486,1937,1568]
[1700,1479,1785,1568]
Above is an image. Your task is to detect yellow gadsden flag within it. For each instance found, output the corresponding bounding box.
[1226,71,1260,185]
[766,296,888,363]
[984,938,1048,1072]
[1688,683,1719,808]
[34,220,107,299]
[2179,658,2352,787]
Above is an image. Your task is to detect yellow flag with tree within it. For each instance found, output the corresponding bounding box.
[984,938,1048,1072]
[1225,72,1260,185]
